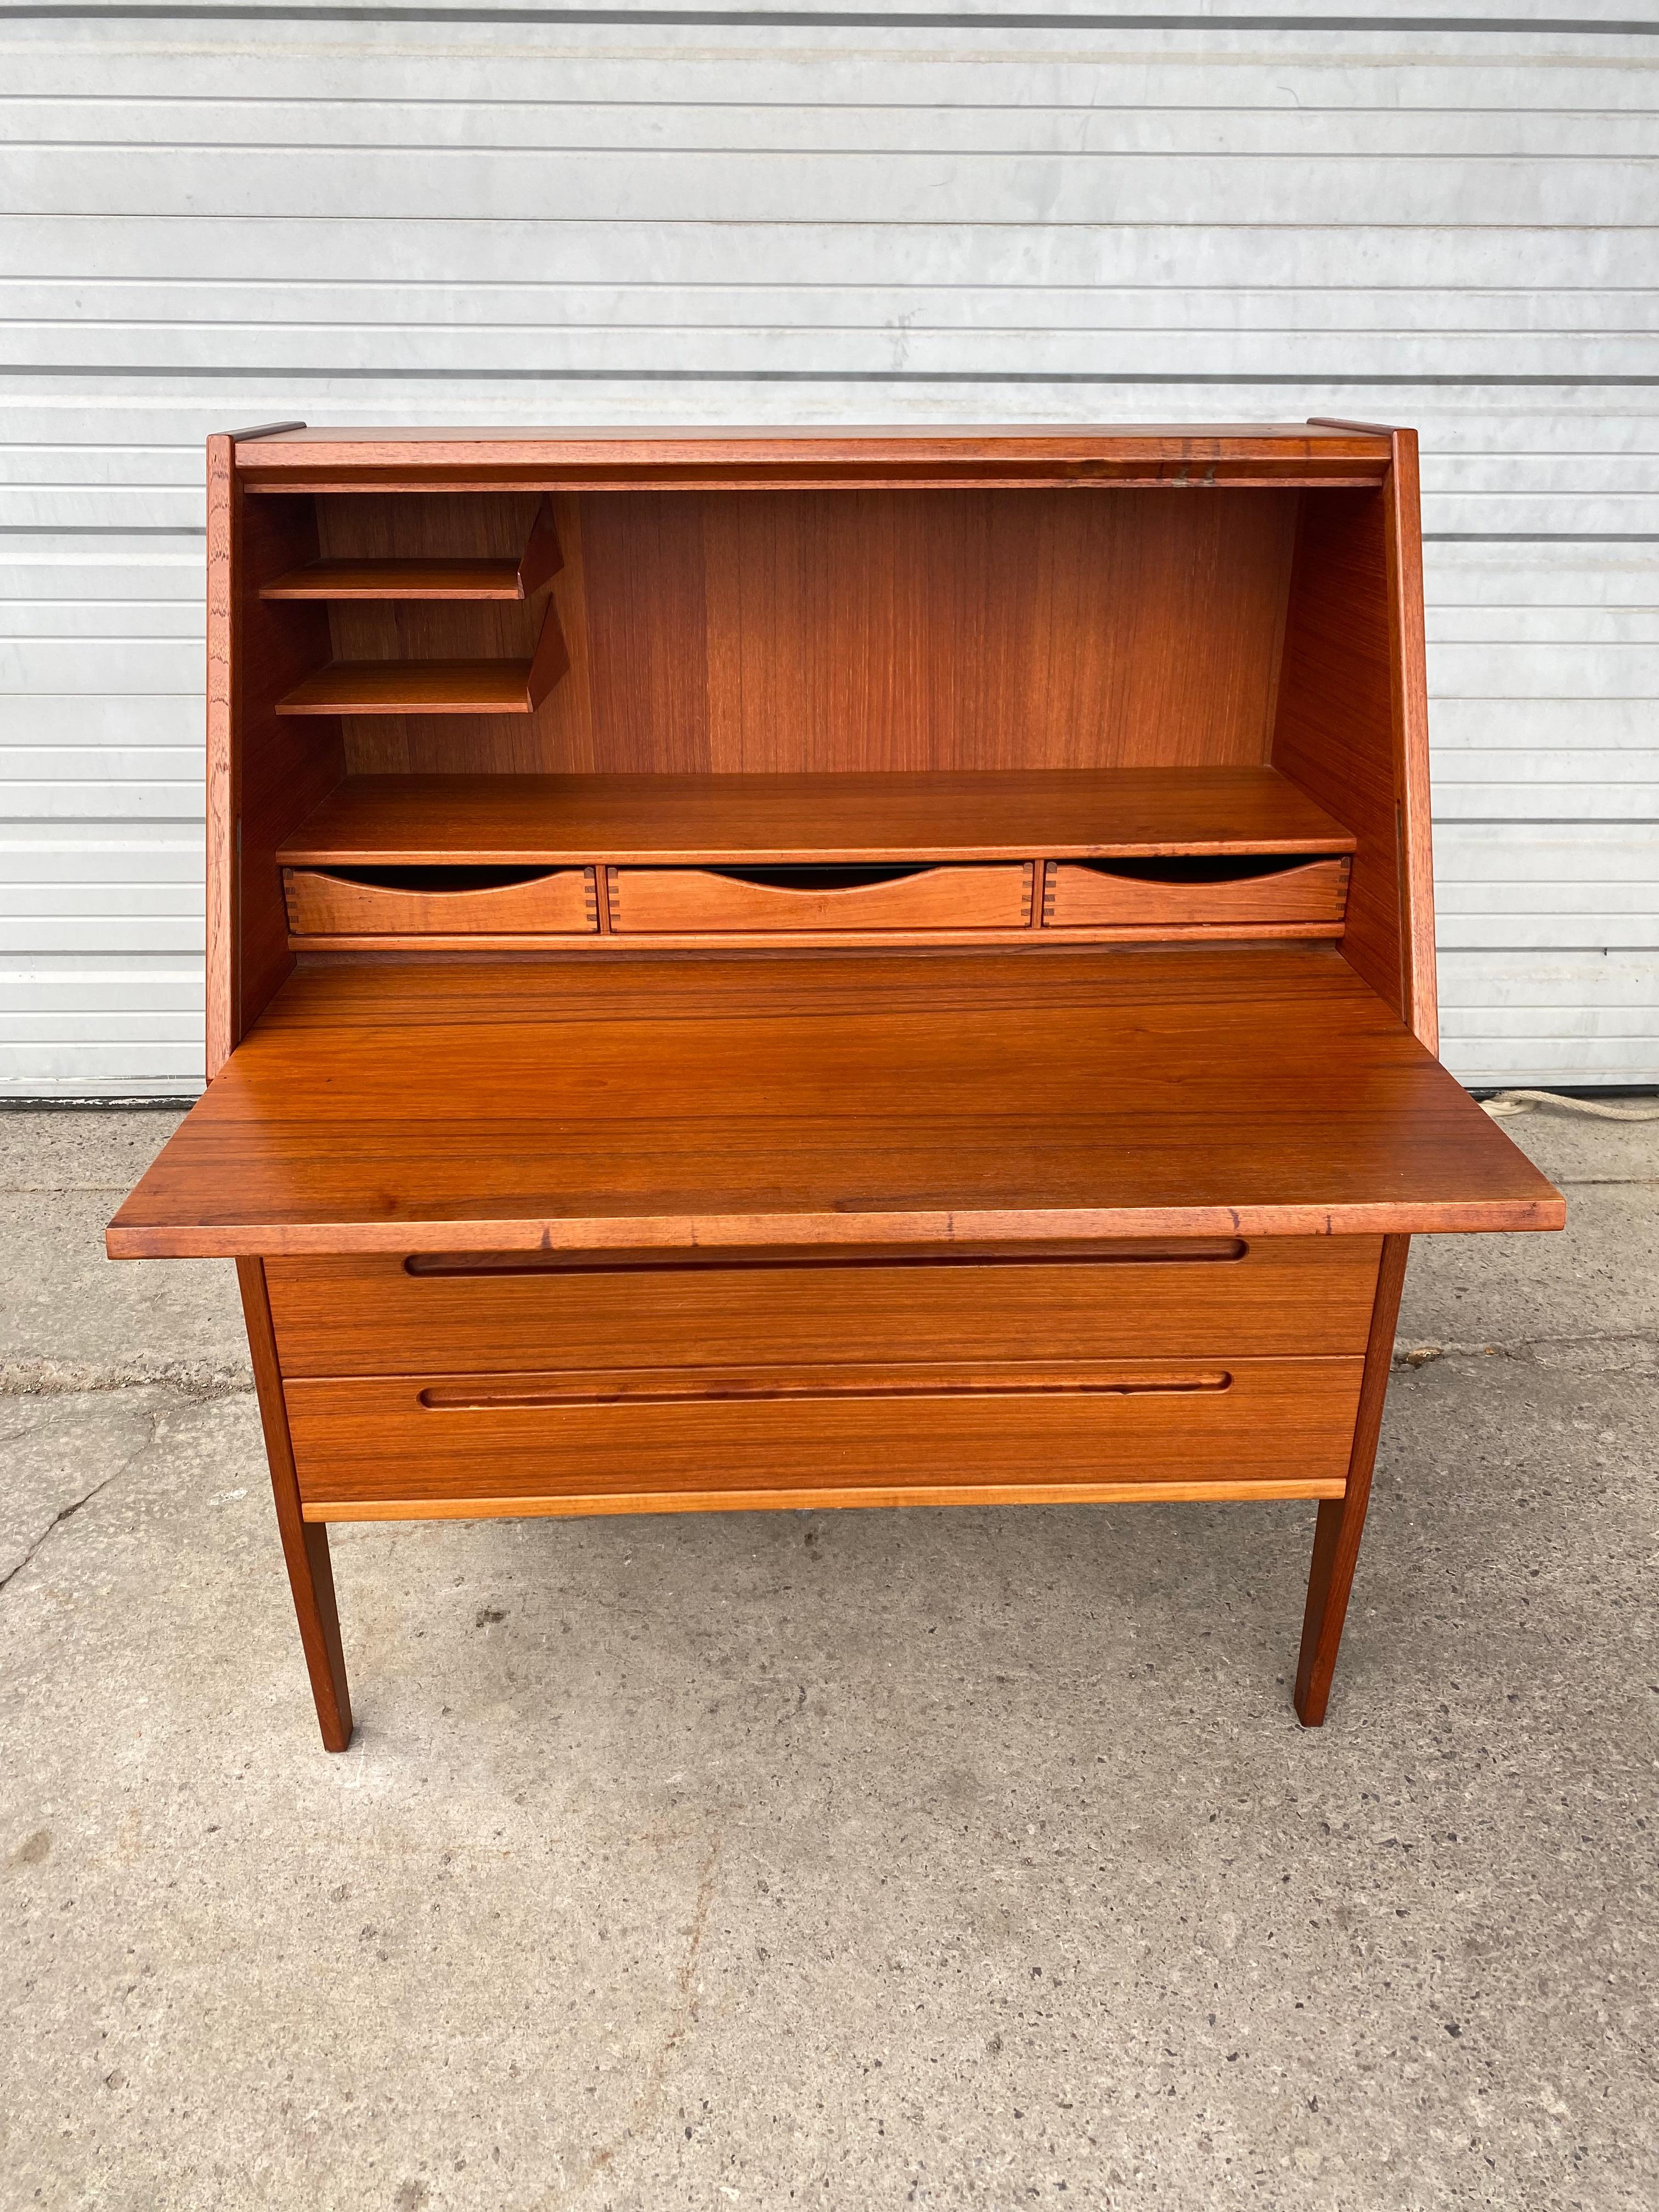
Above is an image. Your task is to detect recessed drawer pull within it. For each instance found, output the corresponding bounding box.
[1070,855,1331,886]
[417,1369,1234,1412]
[706,864,934,891]
[606,861,1033,933]
[402,1237,1249,1279]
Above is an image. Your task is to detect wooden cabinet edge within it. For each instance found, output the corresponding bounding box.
[282,923,1344,955]
[1384,429,1440,1055]
[105,1196,1568,1262]
[205,433,237,1079]
[301,1475,1351,1522]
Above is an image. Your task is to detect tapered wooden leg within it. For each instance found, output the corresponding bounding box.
[1294,1234,1410,1727]
[237,1257,354,1751]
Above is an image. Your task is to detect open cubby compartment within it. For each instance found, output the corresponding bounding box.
[262,494,563,602]
[232,460,1409,984]
[250,490,573,724]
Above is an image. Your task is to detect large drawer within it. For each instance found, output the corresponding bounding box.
[606,862,1033,934]
[285,1356,1365,1516]
[265,1235,1383,1378]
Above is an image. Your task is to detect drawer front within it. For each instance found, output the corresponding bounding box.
[265,1235,1382,1378]
[1043,855,1348,929]
[607,862,1032,934]
[285,1356,1364,1514]
[284,865,597,938]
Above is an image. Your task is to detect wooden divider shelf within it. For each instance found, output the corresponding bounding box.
[261,494,565,602]
[278,766,1358,868]
[275,592,570,718]
[276,659,540,716]
[262,558,533,602]
[109,423,1564,1754]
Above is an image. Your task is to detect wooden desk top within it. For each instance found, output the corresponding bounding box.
[108,946,1562,1259]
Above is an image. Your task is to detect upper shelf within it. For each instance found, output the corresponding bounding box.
[275,590,570,717]
[262,558,529,602]
[276,661,541,716]
[260,494,565,603]
[279,767,1357,869]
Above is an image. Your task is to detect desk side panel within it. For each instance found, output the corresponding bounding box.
[231,487,345,1051]
[1270,485,1408,1026]
[205,438,235,1079]
[1384,431,1438,1052]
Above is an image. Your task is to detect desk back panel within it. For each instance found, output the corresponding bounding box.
[306,485,1299,778]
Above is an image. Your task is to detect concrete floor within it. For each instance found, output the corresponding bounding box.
[2,1105,1655,2211]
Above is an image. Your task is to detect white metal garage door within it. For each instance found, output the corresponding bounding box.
[3,4,1655,1094]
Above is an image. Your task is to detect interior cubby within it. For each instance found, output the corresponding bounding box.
[258,485,1299,776]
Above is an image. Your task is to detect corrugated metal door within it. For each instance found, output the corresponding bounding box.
[3,7,1654,1094]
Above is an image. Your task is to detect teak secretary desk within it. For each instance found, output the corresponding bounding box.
[109,422,1565,1751]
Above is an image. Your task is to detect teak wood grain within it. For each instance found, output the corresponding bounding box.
[1381,430,1439,1052]
[1042,855,1349,929]
[283,1355,1364,1515]
[278,768,1357,869]
[576,488,1297,775]
[204,435,235,1076]
[1270,429,1436,1045]
[107,946,1564,1259]
[283,865,597,938]
[1303,420,1435,1044]
[606,862,1034,934]
[264,1235,1383,1378]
